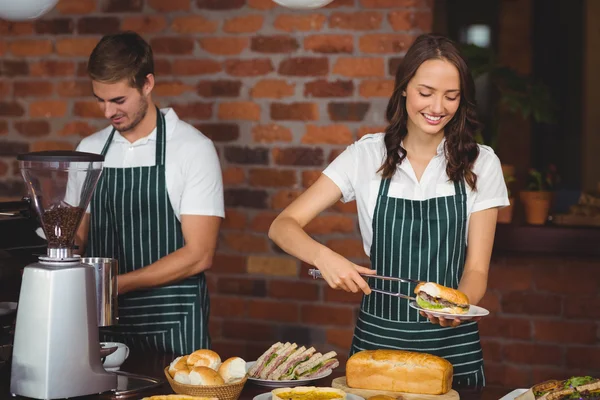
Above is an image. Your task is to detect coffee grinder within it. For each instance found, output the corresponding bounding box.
[10,151,117,399]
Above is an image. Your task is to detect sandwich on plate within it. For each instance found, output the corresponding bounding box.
[248,342,339,381]
[519,376,600,400]
[414,282,470,314]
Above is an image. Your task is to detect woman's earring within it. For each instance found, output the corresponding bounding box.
[402,91,406,97]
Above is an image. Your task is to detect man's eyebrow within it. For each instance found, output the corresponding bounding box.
[417,84,460,93]
[93,93,126,102]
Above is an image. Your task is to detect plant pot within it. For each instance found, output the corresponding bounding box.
[501,164,515,177]
[520,191,553,225]
[497,197,514,224]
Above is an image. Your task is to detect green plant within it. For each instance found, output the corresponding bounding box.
[504,172,516,197]
[526,165,559,191]
[461,44,557,149]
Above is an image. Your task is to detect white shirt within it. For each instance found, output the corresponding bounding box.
[323,133,510,256]
[76,108,224,221]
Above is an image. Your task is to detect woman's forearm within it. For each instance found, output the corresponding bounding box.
[458,268,488,305]
[269,216,330,267]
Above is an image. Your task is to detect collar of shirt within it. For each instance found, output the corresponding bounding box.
[397,136,447,183]
[111,108,178,146]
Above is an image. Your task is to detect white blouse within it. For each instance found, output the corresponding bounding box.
[323,133,510,256]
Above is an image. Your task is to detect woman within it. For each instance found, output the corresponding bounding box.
[268,34,509,387]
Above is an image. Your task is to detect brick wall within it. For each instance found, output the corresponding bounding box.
[1,0,598,390]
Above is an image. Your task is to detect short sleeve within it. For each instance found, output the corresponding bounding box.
[471,148,511,213]
[179,141,225,218]
[322,143,357,203]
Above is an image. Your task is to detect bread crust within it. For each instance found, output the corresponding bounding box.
[414,282,469,306]
[189,366,225,386]
[218,357,247,383]
[272,386,346,400]
[346,350,453,395]
[187,349,221,370]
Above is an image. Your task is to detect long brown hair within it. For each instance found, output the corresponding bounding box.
[379,34,481,190]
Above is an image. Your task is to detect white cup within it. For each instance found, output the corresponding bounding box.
[100,342,130,371]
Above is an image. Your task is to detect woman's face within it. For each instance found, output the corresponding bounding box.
[404,58,461,137]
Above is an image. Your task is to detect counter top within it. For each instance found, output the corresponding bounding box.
[0,349,516,400]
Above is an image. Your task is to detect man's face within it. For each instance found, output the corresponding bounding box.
[92,79,150,133]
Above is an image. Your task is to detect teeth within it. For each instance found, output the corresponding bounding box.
[424,114,442,121]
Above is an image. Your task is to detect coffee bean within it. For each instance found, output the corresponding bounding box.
[42,206,85,248]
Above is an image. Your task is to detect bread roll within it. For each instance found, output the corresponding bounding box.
[272,387,346,400]
[218,357,246,383]
[187,349,221,370]
[346,350,453,395]
[169,356,189,378]
[189,366,225,386]
[174,369,191,385]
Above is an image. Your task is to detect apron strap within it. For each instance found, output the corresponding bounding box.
[155,107,166,166]
[100,129,116,156]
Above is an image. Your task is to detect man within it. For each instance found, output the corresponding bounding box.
[75,31,224,355]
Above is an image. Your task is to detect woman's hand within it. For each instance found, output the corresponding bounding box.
[315,247,376,294]
[420,311,482,327]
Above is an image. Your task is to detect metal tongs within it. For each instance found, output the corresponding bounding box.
[308,269,421,301]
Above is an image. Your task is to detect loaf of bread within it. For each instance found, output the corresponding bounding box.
[346,350,453,395]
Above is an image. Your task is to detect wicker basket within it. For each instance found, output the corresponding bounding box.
[164,367,247,400]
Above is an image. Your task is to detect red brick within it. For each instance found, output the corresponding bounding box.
[225,59,274,77]
[324,0,355,7]
[535,262,600,295]
[273,148,324,167]
[0,81,10,98]
[172,16,218,33]
[56,0,96,14]
[274,14,326,32]
[247,0,277,9]
[222,167,246,185]
[34,19,74,34]
[197,80,241,98]
[14,121,50,137]
[13,81,53,97]
[154,81,192,97]
[218,102,261,121]
[324,287,363,304]
[224,15,264,33]
[414,11,433,32]
[387,11,412,31]
[358,125,387,138]
[305,35,353,54]
[200,37,248,55]
[268,280,320,301]
[503,343,564,365]
[59,121,97,137]
[301,304,355,326]
[249,168,297,188]
[172,59,222,75]
[210,296,247,317]
[501,292,562,316]
[148,0,190,11]
[487,265,534,291]
[303,125,353,145]
[251,79,295,99]
[222,208,247,230]
[0,102,24,117]
[122,16,167,33]
[169,102,212,120]
[30,61,75,77]
[251,35,299,53]
[151,37,194,55]
[103,0,142,12]
[211,339,248,360]
[74,101,104,118]
[305,80,354,98]
[77,17,120,35]
[566,346,600,370]
[478,290,501,313]
[0,41,5,57]
[478,316,532,340]
[31,141,75,152]
[0,160,8,176]
[197,0,244,9]
[222,320,277,342]
[271,103,319,121]
[272,190,303,209]
[532,367,571,385]
[484,363,532,389]
[225,146,269,165]
[305,215,355,235]
[223,232,269,253]
[252,124,293,143]
[9,40,53,57]
[333,200,358,214]
[327,239,366,259]
[564,296,600,319]
[480,339,502,363]
[534,320,596,344]
[56,38,99,57]
[248,299,299,323]
[56,81,89,97]
[327,328,354,349]
[329,12,383,30]
[360,34,414,54]
[0,60,28,77]
[279,57,329,77]
[249,212,277,233]
[359,79,395,98]
[302,170,322,188]
[328,102,370,122]
[334,58,385,77]
[389,57,403,76]
[212,254,247,274]
[29,101,68,118]
[359,0,427,7]
[217,277,266,297]
[0,21,33,35]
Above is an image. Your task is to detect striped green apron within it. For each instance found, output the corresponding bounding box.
[350,177,485,388]
[88,107,210,356]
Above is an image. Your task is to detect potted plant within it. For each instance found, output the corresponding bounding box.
[498,170,516,224]
[520,165,559,225]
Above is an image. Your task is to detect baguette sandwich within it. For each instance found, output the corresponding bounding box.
[414,282,470,314]
[525,376,600,400]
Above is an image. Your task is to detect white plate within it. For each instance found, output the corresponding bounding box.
[245,361,333,387]
[499,389,529,400]
[0,302,17,316]
[409,301,490,320]
[254,393,364,400]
